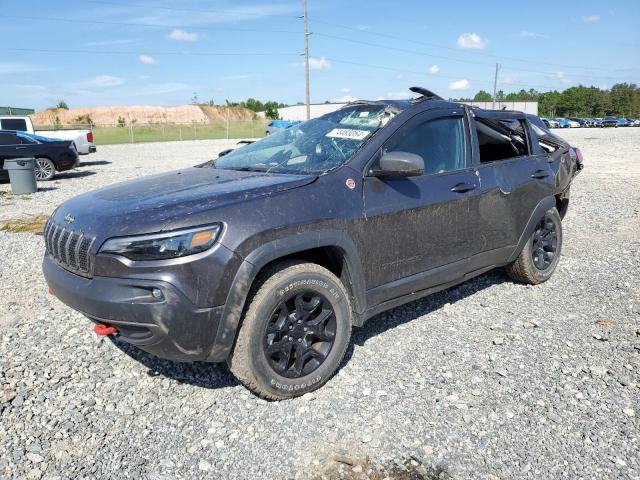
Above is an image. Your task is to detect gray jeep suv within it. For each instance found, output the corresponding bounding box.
[43,88,582,399]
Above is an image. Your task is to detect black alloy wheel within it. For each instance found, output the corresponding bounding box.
[531,214,558,271]
[263,290,336,378]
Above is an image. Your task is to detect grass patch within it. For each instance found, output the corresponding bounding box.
[0,214,49,234]
[93,120,269,145]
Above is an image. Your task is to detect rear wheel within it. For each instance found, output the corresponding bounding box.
[34,158,56,181]
[505,208,562,285]
[228,261,352,400]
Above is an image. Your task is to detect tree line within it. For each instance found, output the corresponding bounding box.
[459,83,639,118]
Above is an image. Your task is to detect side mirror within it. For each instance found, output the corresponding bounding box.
[372,151,424,177]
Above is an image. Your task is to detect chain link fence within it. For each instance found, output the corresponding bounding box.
[33,119,269,145]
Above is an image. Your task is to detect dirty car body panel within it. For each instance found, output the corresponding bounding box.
[42,93,582,363]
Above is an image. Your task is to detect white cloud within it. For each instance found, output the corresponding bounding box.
[376,91,413,100]
[501,75,516,85]
[166,29,198,42]
[334,95,357,103]
[340,87,351,93]
[355,25,369,31]
[518,31,547,38]
[139,54,156,65]
[554,72,571,85]
[222,74,257,81]
[80,75,125,87]
[428,64,439,75]
[448,79,470,91]
[135,82,192,95]
[582,15,600,23]
[0,63,43,74]
[15,84,48,92]
[308,56,331,71]
[85,39,133,47]
[457,33,486,49]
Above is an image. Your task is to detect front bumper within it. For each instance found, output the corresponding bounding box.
[43,254,223,362]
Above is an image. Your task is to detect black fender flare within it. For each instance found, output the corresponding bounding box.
[206,230,366,361]
[506,195,557,264]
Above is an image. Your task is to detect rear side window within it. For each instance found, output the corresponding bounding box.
[476,118,530,163]
[384,116,466,175]
[1,118,28,131]
[0,133,20,145]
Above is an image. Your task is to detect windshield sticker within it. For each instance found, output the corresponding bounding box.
[359,111,369,117]
[326,128,370,141]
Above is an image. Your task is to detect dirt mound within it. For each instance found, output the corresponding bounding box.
[31,105,256,127]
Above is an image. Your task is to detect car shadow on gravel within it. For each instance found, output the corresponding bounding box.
[108,269,509,393]
[109,337,237,390]
[344,269,510,365]
[79,160,111,167]
[56,170,97,179]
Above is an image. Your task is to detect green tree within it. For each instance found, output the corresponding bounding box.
[473,90,493,101]
[264,101,280,120]
[56,100,69,110]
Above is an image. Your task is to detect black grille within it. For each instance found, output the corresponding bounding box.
[44,220,95,276]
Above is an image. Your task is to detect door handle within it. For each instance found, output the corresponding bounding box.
[531,169,550,179]
[15,146,27,150]
[450,182,476,193]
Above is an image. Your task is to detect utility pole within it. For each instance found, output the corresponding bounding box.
[303,0,311,120]
[492,63,501,110]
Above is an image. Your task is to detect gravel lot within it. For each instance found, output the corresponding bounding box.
[1,130,639,479]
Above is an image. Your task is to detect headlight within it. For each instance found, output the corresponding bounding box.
[99,224,221,261]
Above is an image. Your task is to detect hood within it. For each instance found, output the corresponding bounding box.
[50,167,316,238]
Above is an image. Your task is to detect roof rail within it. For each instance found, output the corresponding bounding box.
[409,87,443,103]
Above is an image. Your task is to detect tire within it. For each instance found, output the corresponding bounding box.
[505,207,563,285]
[34,158,56,181]
[228,261,352,400]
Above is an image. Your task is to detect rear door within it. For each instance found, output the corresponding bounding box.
[359,107,482,301]
[467,112,554,261]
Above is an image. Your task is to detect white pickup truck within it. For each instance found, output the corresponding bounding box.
[0,116,96,155]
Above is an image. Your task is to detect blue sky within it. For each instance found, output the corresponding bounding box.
[2,0,639,110]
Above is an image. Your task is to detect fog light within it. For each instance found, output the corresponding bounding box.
[152,288,163,300]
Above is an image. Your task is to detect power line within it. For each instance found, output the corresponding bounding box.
[327,58,573,92]
[3,47,299,57]
[4,14,300,35]
[83,0,299,19]
[313,31,628,83]
[311,18,629,74]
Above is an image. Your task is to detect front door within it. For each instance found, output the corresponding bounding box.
[358,108,482,304]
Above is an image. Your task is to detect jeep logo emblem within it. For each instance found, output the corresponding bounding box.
[64,214,75,223]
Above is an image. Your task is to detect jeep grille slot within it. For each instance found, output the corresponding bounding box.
[44,220,94,276]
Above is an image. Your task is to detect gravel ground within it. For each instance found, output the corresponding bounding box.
[0,130,639,479]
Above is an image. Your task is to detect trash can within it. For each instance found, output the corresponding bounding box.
[5,158,37,195]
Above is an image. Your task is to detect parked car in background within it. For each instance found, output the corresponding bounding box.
[265,120,303,136]
[568,117,587,127]
[0,130,78,181]
[555,118,571,128]
[629,119,640,127]
[601,116,618,127]
[0,116,96,155]
[541,118,560,128]
[43,87,583,399]
[616,118,632,127]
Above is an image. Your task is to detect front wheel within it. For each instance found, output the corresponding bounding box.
[505,207,563,285]
[34,158,56,181]
[228,261,352,400]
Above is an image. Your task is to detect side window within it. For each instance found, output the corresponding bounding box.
[382,116,466,175]
[0,133,18,145]
[476,118,530,163]
[1,118,28,131]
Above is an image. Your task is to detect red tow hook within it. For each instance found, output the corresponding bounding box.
[94,324,118,336]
